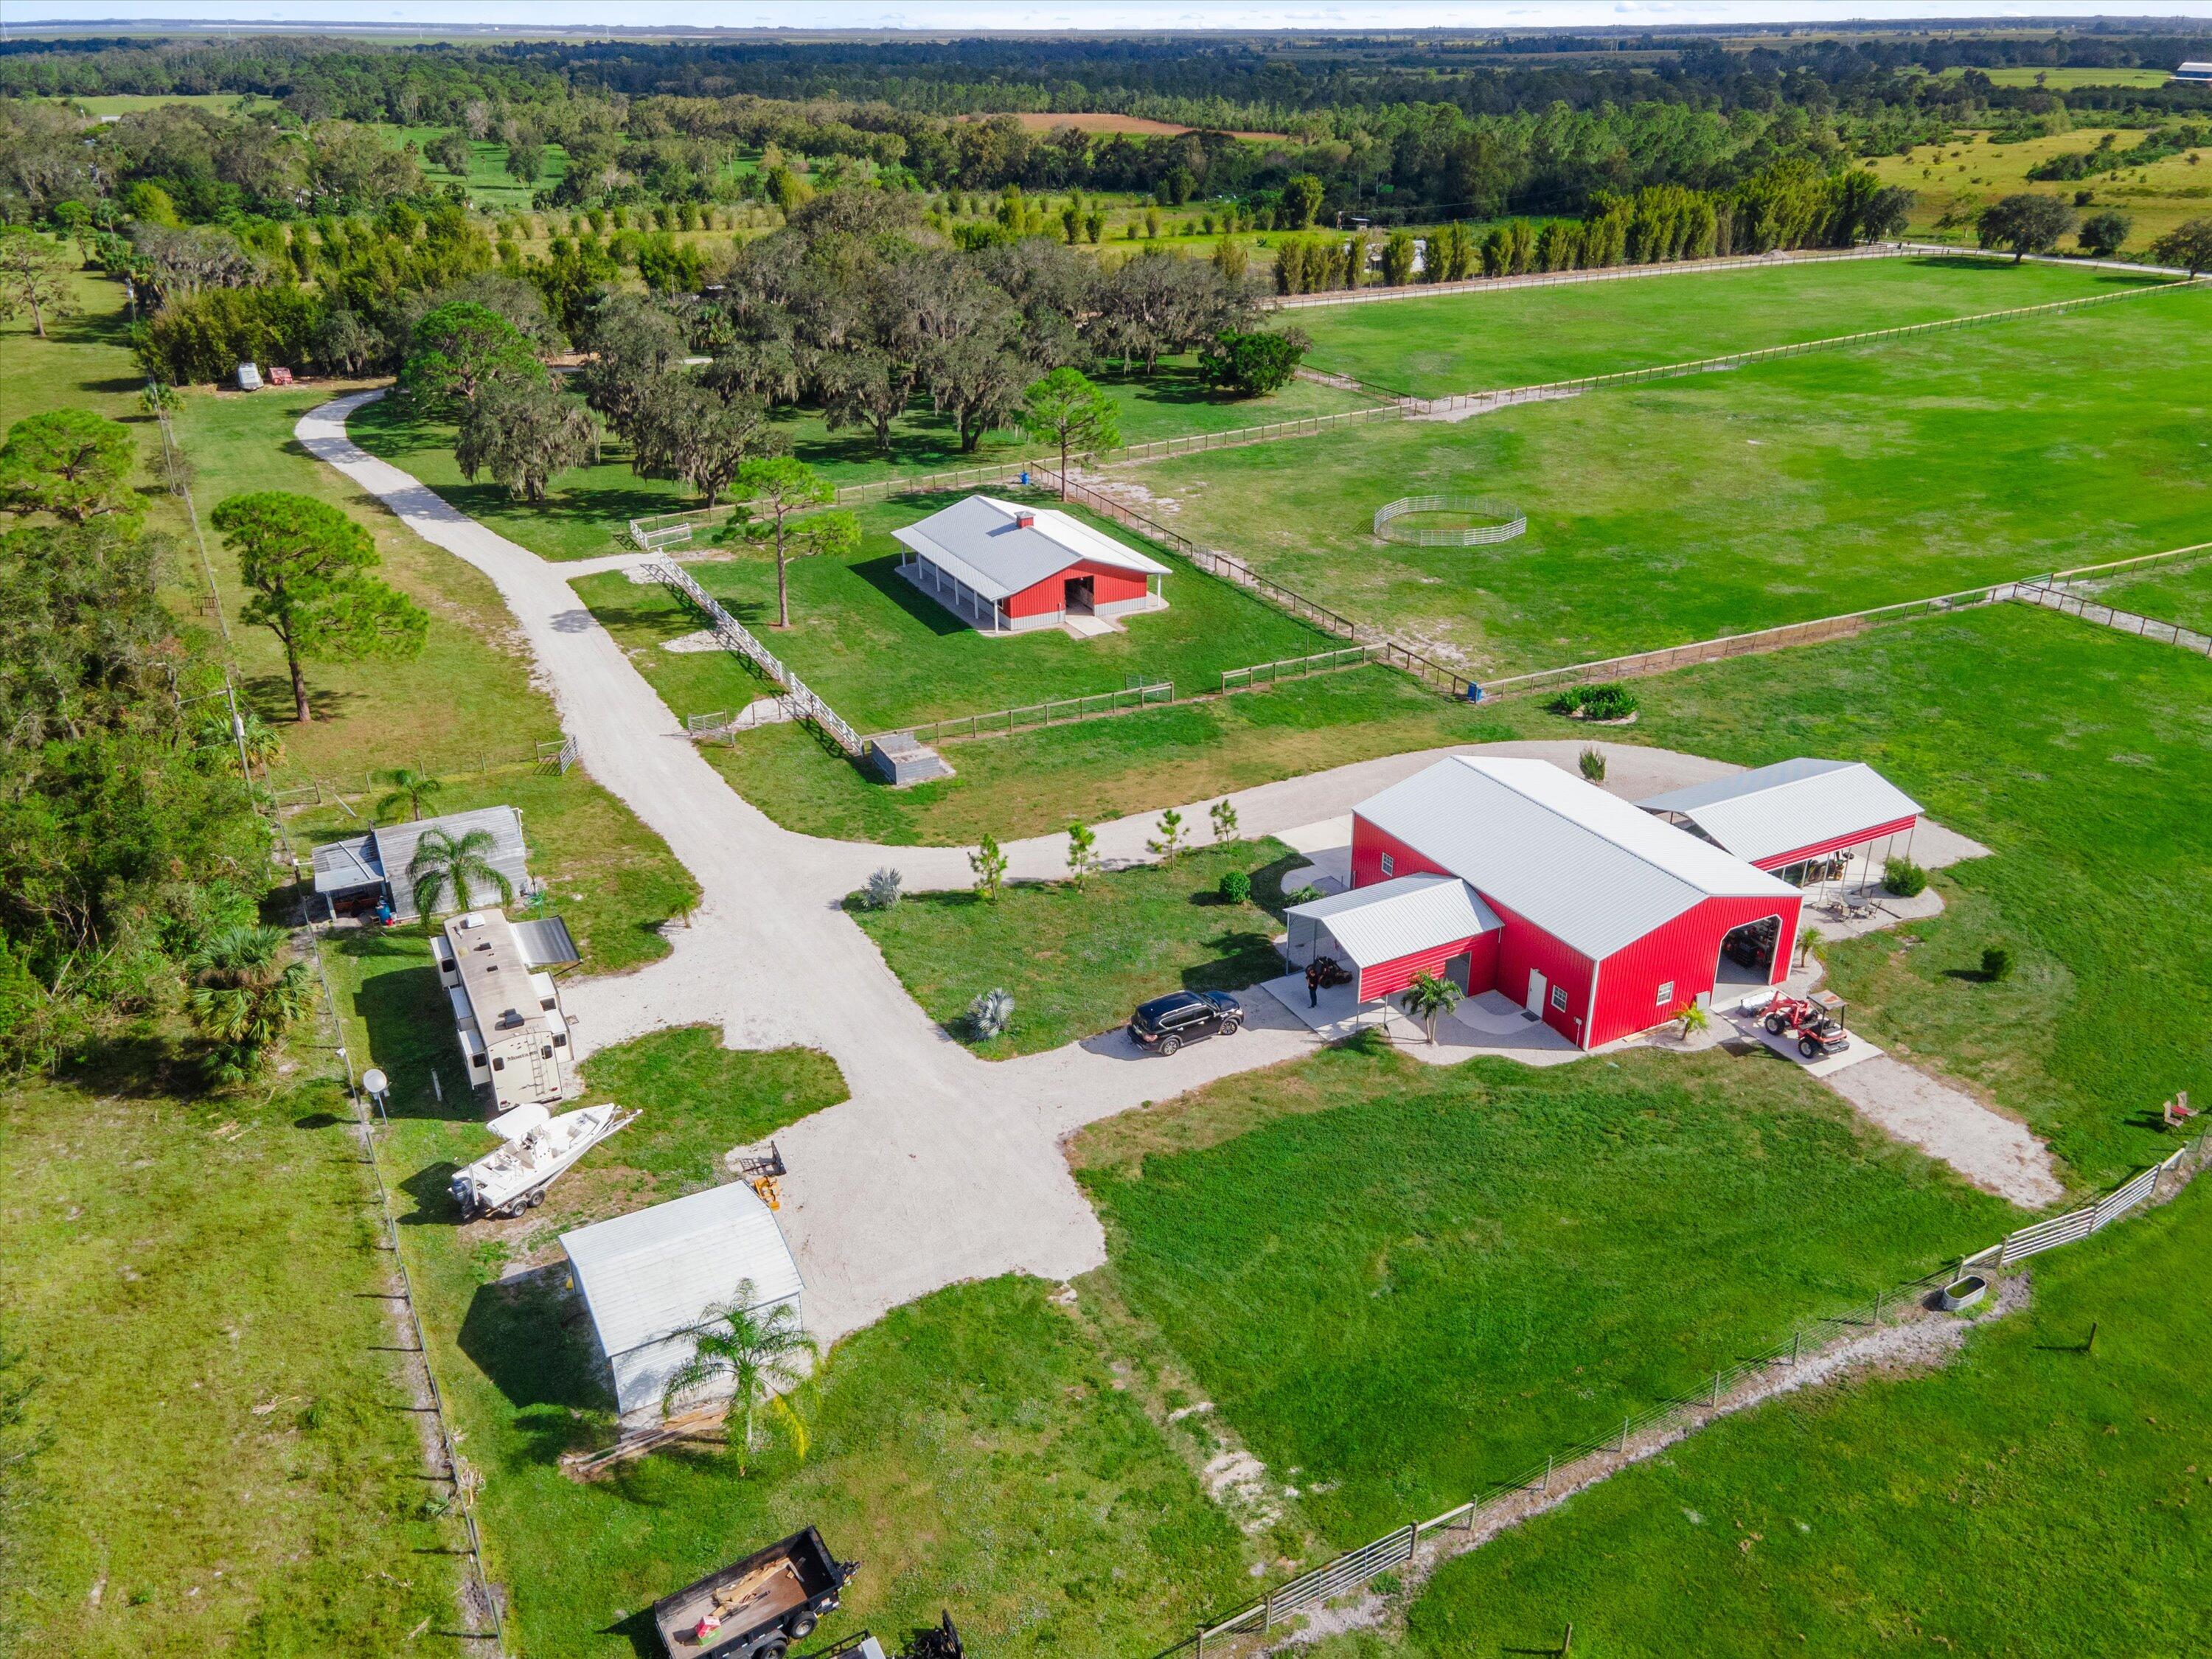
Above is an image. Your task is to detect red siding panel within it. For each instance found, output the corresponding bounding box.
[1587,892,1804,1047]
[1349,816,1455,888]
[1081,563,1150,604]
[1484,898,1599,1047]
[1750,815,1919,871]
[1358,939,1482,1002]
[1002,574,1065,619]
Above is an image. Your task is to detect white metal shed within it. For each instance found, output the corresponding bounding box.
[560,1183,804,1420]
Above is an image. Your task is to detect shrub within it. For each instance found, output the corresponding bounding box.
[1195,328,1311,397]
[1218,869,1253,905]
[1288,884,1323,905]
[137,284,325,385]
[1981,945,2014,982]
[1578,745,1607,782]
[967,987,1015,1040]
[1884,858,1928,898]
[862,867,902,911]
[1552,683,1638,721]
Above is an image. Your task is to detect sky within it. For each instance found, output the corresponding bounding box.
[14,1,2212,30]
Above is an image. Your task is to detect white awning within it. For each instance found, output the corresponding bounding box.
[1286,874,1499,967]
[1637,758,1921,866]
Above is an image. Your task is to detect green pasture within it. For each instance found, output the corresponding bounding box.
[1074,1038,2014,1548]
[1293,252,2149,398]
[2096,556,2212,635]
[1135,282,2212,677]
[383,124,571,209]
[1397,1174,2212,1658]
[573,490,1335,732]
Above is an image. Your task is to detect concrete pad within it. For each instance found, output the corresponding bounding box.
[1276,815,1354,858]
[1727,1001,1883,1079]
[1826,1057,2065,1208]
[1261,971,1391,1040]
[1062,613,1117,639]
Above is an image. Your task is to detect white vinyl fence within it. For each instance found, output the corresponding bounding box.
[647,560,863,755]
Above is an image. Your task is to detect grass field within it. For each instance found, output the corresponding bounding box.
[347,366,1374,563]
[706,666,1549,845]
[1394,1172,2212,1658]
[1293,253,2146,397]
[323,927,1256,1657]
[1074,1039,2015,1549]
[385,124,571,210]
[1953,65,2180,87]
[574,492,1336,731]
[1133,282,2212,677]
[1627,601,2212,1191]
[0,1060,463,1657]
[2097,557,2212,633]
[1871,126,2212,251]
[852,839,1301,1057]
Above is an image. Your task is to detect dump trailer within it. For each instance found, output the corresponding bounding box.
[653,1527,855,1659]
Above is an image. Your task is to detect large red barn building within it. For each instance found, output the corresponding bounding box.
[891,495,1170,635]
[1303,757,1810,1050]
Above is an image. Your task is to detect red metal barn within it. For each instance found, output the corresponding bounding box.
[891,495,1170,635]
[1335,757,1804,1048]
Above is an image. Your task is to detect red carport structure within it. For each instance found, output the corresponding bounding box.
[1341,757,1804,1049]
[1635,759,1921,897]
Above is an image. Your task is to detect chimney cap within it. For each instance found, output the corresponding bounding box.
[1014,510,1035,528]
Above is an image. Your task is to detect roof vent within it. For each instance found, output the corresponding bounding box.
[1014,511,1035,529]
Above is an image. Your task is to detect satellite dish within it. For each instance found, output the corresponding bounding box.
[362,1068,389,1096]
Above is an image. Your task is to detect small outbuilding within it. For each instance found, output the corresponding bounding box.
[2174,60,2212,83]
[891,495,1171,635]
[311,804,532,921]
[866,731,954,786]
[1284,874,1502,1002]
[1635,758,1921,883]
[560,1183,804,1422]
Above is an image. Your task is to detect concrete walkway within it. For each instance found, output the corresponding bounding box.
[300,393,2053,1343]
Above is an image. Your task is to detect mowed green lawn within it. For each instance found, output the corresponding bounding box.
[574,491,1335,731]
[1074,1040,2015,1549]
[2097,557,2212,636]
[1630,602,2211,1192]
[1138,283,2212,677]
[1398,1175,2212,1659]
[324,925,1254,1658]
[1294,253,2154,397]
[852,840,1302,1057]
[347,365,1374,563]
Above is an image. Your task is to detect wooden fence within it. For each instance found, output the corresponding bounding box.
[648,560,863,755]
[883,681,1174,748]
[268,741,572,810]
[2004,578,2212,658]
[1158,1128,2211,1659]
[1220,645,1374,692]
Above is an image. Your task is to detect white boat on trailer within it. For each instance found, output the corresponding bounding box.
[453,1101,638,1220]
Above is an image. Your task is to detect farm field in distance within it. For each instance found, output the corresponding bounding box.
[1292,252,2147,397]
[1129,282,2212,677]
[1870,125,2212,249]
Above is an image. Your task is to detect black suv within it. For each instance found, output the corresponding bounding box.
[1128,991,1244,1056]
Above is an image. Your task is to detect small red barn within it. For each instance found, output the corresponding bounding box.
[891,494,1170,635]
[1306,757,1804,1050]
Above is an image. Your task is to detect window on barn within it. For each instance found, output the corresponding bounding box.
[1655,981,1674,1007]
[1550,985,1568,1012]
[1380,852,1395,877]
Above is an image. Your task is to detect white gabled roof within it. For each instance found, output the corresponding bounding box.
[1287,873,1500,967]
[1354,757,1795,959]
[890,495,1171,602]
[1636,758,1921,866]
[561,1183,802,1367]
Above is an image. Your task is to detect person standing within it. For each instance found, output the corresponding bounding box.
[1306,959,1321,1007]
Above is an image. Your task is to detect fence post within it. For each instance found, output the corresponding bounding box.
[1619,1415,1630,1454]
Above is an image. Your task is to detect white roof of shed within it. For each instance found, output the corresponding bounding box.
[1354,757,1795,960]
[1286,874,1499,966]
[891,495,1170,602]
[1636,758,1920,865]
[561,1183,803,1368]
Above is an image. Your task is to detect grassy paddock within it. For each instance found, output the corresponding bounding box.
[2096,557,2212,635]
[1074,1040,2014,1548]
[1396,1175,2212,1658]
[1294,253,2145,397]
[1871,125,2212,250]
[706,667,1549,845]
[1135,284,2212,677]
[577,489,1335,731]
[852,839,1301,1057]
[1628,601,2212,1188]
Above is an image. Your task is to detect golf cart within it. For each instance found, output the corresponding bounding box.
[1762,990,1848,1060]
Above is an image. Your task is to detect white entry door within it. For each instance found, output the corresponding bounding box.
[1526,968,1548,1015]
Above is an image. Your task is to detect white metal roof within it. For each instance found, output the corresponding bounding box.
[1286,874,1499,966]
[1635,758,1920,866]
[1354,757,1796,960]
[376,806,530,919]
[890,495,1171,602]
[562,1183,804,1415]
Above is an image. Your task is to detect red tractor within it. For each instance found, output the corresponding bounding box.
[1763,992,1848,1060]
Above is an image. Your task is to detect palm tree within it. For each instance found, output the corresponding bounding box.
[408,827,512,917]
[1797,924,1821,969]
[188,925,313,1085]
[1402,971,1464,1044]
[659,1283,819,1473]
[1676,1001,1711,1043]
[375,766,444,822]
